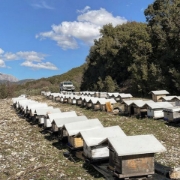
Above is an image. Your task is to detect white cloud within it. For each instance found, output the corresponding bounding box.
[0,59,6,67]
[16,51,46,62]
[0,48,4,54]
[4,51,46,62]
[21,61,58,70]
[0,50,58,70]
[36,7,127,50]
[77,6,90,13]
[77,8,127,26]
[4,52,19,60]
[31,1,54,10]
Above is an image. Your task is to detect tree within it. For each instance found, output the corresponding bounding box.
[103,76,117,92]
[144,0,180,93]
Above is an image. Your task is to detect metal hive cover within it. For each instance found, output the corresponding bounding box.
[149,90,169,95]
[48,111,76,121]
[32,106,54,115]
[80,126,126,147]
[147,102,173,109]
[120,93,133,98]
[163,106,180,112]
[64,119,103,136]
[159,96,177,101]
[53,116,88,128]
[123,99,143,106]
[108,134,166,156]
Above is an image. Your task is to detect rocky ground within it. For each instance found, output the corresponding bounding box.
[0,95,179,180]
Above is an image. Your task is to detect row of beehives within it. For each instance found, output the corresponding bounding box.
[12,95,166,179]
[41,91,132,112]
[42,91,133,103]
[42,91,180,122]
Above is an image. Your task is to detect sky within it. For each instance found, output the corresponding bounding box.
[0,0,155,81]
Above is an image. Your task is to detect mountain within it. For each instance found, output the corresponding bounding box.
[0,73,18,82]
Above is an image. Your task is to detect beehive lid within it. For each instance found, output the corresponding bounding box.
[132,100,154,108]
[163,106,180,112]
[27,103,48,110]
[52,93,61,97]
[19,100,38,109]
[108,134,166,156]
[107,92,121,97]
[149,90,169,95]
[80,126,126,147]
[48,111,76,121]
[97,98,116,105]
[123,99,143,106]
[12,97,27,104]
[90,97,100,104]
[65,119,103,136]
[53,116,88,128]
[120,93,133,98]
[147,102,173,109]
[172,96,180,101]
[32,106,54,115]
[159,96,177,101]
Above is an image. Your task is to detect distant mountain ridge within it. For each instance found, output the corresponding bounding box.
[0,73,18,82]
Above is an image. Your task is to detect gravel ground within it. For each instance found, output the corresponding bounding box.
[0,95,179,180]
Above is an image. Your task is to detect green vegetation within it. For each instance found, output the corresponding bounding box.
[0,65,85,98]
[81,0,180,95]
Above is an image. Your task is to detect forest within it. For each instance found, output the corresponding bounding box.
[80,0,180,96]
[0,0,180,98]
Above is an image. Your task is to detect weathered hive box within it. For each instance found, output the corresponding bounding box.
[44,111,77,128]
[67,95,74,104]
[64,119,103,148]
[171,96,180,106]
[88,91,96,97]
[73,91,80,95]
[30,106,54,119]
[149,90,169,102]
[85,97,98,109]
[163,106,180,122]
[122,100,142,115]
[107,92,120,99]
[70,95,79,105]
[106,135,166,179]
[88,97,100,110]
[131,100,154,117]
[81,97,91,108]
[91,98,103,110]
[26,103,48,117]
[28,103,48,117]
[37,108,61,124]
[97,99,117,111]
[119,93,133,103]
[44,91,51,97]
[98,92,107,98]
[146,102,173,119]
[80,126,126,161]
[60,95,69,103]
[76,96,84,106]
[51,93,61,101]
[159,96,177,106]
[18,100,38,114]
[52,116,87,134]
[12,96,27,107]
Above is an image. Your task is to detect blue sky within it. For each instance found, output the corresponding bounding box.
[0,0,154,80]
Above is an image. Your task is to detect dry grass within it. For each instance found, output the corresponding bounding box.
[0,95,179,180]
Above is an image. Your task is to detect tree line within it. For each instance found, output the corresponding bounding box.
[80,0,180,96]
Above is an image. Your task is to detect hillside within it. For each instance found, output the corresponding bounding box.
[9,64,85,97]
[0,73,18,83]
